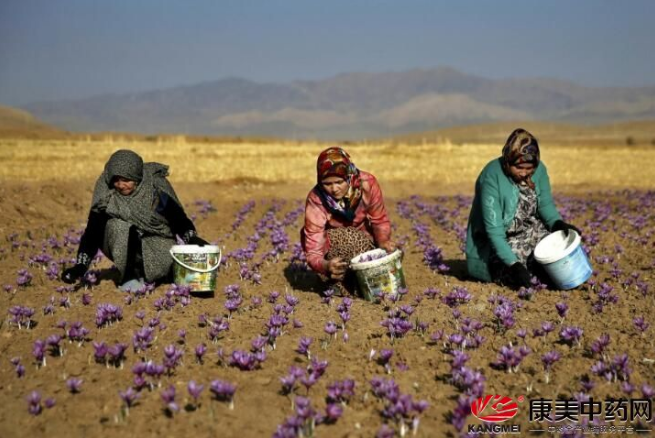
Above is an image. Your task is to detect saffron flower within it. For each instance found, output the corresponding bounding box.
[210,380,236,409]
[66,377,83,393]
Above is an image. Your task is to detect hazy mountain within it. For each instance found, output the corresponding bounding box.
[0,105,66,138]
[22,67,655,139]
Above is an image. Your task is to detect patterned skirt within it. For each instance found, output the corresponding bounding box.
[489,184,550,286]
[320,227,375,296]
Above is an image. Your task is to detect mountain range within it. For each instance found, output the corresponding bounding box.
[22,67,655,140]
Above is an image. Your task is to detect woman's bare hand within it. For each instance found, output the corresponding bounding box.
[379,240,397,253]
[325,257,348,280]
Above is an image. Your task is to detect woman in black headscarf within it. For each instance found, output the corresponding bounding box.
[62,150,208,291]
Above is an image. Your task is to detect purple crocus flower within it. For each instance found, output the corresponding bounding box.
[26,391,42,415]
[187,380,204,405]
[194,343,207,363]
[32,340,46,367]
[541,351,562,383]
[161,385,179,413]
[210,380,236,409]
[559,326,584,346]
[268,291,280,303]
[555,302,569,319]
[324,403,343,423]
[66,377,83,393]
[296,337,313,359]
[324,321,338,337]
[119,387,139,410]
[93,341,108,364]
[633,316,650,334]
[590,333,611,357]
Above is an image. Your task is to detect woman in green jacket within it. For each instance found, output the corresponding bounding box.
[465,128,580,288]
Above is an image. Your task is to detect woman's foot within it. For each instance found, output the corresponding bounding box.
[119,278,145,292]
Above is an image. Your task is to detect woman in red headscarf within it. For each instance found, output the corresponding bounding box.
[301,147,396,294]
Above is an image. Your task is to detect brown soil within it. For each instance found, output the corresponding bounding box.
[0,181,653,438]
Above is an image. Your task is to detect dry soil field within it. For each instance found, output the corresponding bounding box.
[0,135,654,438]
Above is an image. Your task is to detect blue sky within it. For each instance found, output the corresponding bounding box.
[0,0,653,105]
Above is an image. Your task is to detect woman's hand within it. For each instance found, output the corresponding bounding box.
[379,240,397,253]
[325,257,348,281]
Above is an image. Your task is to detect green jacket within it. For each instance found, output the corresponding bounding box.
[465,158,561,282]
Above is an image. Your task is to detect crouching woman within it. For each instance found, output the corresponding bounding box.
[62,149,208,291]
[465,129,580,289]
[301,147,396,295]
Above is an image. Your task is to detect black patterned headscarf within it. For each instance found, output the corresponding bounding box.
[104,149,144,184]
[91,150,180,237]
[501,129,540,188]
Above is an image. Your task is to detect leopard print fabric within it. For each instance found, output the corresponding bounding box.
[322,227,375,296]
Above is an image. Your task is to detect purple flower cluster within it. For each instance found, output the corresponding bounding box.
[10,356,25,378]
[592,283,619,313]
[207,316,230,342]
[441,286,472,308]
[381,309,414,340]
[492,344,531,373]
[369,377,429,436]
[273,395,342,438]
[8,305,35,329]
[279,357,329,395]
[132,360,165,390]
[160,385,179,414]
[326,379,356,405]
[450,352,486,399]
[559,326,584,346]
[210,379,237,409]
[162,344,184,374]
[590,333,611,358]
[356,250,388,263]
[228,350,264,371]
[591,354,632,382]
[16,269,33,287]
[288,242,309,272]
[132,327,155,353]
[93,341,128,367]
[26,391,43,415]
[95,303,123,328]
[423,245,449,272]
[153,284,192,311]
[65,321,90,345]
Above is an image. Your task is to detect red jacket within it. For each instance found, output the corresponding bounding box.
[301,171,392,274]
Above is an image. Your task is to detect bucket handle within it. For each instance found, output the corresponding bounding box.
[169,247,222,273]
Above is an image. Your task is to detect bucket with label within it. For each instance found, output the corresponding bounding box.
[170,245,222,293]
[350,249,406,301]
[533,230,592,290]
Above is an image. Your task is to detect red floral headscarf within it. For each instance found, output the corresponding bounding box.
[315,147,362,221]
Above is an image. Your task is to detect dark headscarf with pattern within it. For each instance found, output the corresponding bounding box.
[501,128,540,189]
[91,150,180,237]
[314,147,362,222]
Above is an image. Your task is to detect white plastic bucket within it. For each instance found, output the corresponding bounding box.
[350,249,406,301]
[170,245,222,293]
[533,230,592,290]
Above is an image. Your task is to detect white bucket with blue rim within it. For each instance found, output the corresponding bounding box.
[533,230,592,290]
